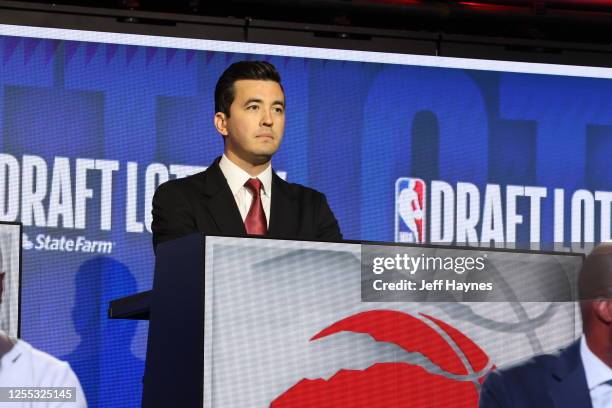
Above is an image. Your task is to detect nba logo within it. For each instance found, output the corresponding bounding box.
[395,178,426,243]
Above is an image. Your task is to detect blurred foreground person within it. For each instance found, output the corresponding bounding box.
[0,271,87,407]
[479,243,612,408]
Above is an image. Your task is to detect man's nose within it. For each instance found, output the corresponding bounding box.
[260,109,273,127]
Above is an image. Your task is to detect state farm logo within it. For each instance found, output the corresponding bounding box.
[22,232,113,254]
[272,310,492,407]
[395,178,426,243]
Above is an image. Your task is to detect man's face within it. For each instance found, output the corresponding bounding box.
[215,79,285,166]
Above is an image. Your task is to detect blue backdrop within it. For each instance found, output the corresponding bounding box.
[0,33,610,407]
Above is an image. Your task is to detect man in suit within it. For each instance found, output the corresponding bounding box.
[479,243,612,408]
[152,61,342,251]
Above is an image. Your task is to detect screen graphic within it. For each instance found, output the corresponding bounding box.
[203,237,582,407]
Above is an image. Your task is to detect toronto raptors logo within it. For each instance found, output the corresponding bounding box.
[272,310,493,407]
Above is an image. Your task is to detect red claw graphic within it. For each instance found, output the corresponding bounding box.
[271,310,492,408]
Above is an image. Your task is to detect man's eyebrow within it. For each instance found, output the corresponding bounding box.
[243,98,263,106]
[243,98,285,107]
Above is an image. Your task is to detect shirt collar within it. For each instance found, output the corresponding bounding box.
[580,335,612,390]
[219,154,272,197]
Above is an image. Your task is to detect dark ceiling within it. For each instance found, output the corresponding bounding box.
[4,0,612,44]
[1,0,612,68]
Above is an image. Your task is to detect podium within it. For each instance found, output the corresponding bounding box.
[110,234,583,408]
[141,233,207,407]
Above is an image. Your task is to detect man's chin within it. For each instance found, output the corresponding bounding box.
[250,148,279,162]
[251,153,274,165]
[227,147,278,167]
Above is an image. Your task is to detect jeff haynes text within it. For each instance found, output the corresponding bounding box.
[372,279,493,292]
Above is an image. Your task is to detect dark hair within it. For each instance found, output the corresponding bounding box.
[215,60,283,116]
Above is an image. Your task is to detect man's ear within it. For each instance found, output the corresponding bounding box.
[593,299,612,324]
[214,112,229,137]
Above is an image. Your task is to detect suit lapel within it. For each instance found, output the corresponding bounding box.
[549,340,592,408]
[267,172,299,238]
[202,158,246,236]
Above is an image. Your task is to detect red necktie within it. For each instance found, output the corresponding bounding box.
[244,178,267,236]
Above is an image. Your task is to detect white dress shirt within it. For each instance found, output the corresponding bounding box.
[218,154,272,227]
[580,335,612,408]
[0,338,87,407]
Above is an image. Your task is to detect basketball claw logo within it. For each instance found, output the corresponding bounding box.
[272,310,493,408]
[395,178,426,244]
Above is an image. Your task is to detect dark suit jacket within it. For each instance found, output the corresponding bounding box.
[479,339,592,408]
[151,158,343,251]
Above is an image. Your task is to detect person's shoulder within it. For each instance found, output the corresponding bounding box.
[274,174,326,202]
[160,169,209,191]
[480,342,581,408]
[488,353,553,382]
[274,173,342,240]
[17,340,74,386]
[479,352,555,407]
[154,168,211,200]
[506,341,575,373]
[16,340,80,387]
[484,343,572,387]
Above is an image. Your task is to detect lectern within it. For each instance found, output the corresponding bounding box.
[110,235,583,408]
[141,233,207,407]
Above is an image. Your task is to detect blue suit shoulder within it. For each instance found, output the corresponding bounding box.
[479,340,588,408]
